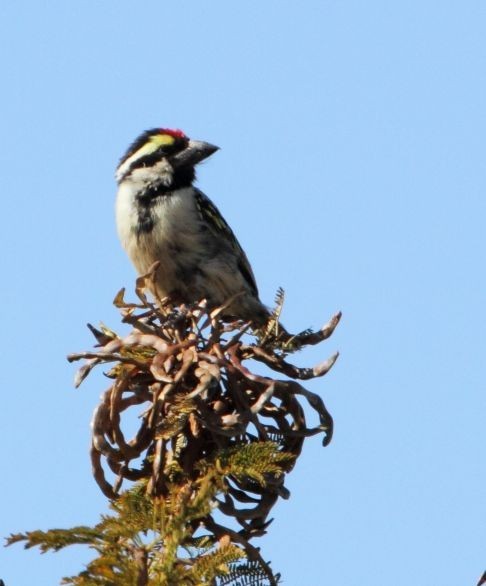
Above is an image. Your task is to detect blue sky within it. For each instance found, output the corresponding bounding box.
[1,1,485,584]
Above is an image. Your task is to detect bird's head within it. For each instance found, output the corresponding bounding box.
[115,128,219,187]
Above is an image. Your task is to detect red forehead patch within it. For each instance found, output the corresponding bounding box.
[159,128,186,139]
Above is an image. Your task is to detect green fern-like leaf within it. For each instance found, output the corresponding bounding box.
[218,561,280,586]
[191,543,245,582]
[6,527,102,553]
[216,442,295,486]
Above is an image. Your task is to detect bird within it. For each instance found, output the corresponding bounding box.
[115,128,270,325]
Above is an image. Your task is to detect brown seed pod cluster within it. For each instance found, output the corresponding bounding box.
[68,267,340,545]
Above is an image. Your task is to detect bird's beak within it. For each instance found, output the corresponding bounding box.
[170,139,219,169]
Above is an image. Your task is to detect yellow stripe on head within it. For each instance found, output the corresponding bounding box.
[116,134,177,181]
[116,128,188,182]
[149,133,177,148]
[135,133,176,159]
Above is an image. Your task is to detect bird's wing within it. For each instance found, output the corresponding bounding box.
[195,189,259,296]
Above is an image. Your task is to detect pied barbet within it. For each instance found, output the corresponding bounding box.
[115,128,270,325]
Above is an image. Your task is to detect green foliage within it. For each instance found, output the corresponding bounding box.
[213,443,294,487]
[219,562,280,586]
[7,443,286,585]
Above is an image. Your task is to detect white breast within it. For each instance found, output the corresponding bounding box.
[115,182,200,297]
